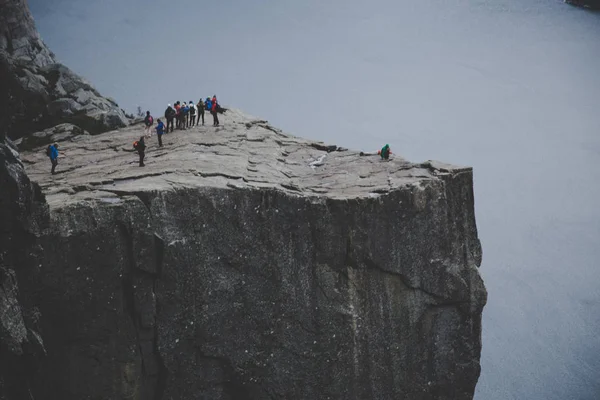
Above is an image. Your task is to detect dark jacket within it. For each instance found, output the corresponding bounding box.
[165,107,175,119]
[135,138,146,152]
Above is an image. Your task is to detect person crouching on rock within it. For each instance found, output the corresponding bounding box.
[133,136,146,167]
[378,144,392,160]
[155,119,165,147]
[47,143,59,174]
[144,111,154,136]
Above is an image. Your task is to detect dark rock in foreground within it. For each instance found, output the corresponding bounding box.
[0,0,130,140]
[1,112,487,399]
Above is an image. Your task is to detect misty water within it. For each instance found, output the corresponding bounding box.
[28,0,600,399]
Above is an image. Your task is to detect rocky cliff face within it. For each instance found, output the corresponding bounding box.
[0,0,130,140]
[0,111,487,400]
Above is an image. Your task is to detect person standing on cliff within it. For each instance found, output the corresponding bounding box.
[144,111,154,136]
[196,99,205,126]
[189,101,196,127]
[133,136,146,167]
[211,95,219,127]
[165,104,175,133]
[155,119,165,147]
[47,143,59,174]
[175,102,181,129]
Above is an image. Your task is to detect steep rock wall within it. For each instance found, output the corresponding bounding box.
[0,0,130,140]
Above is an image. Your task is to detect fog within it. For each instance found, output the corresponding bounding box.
[29,0,600,398]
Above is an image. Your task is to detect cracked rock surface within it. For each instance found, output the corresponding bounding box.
[14,110,487,399]
[0,0,130,139]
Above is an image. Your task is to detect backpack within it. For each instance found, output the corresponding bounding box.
[133,141,139,149]
[45,145,52,157]
[190,106,196,116]
[148,116,154,124]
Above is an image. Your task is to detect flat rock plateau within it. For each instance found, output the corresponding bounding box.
[2,110,487,399]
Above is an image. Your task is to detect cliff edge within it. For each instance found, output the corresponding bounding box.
[0,0,130,140]
[0,1,486,398]
[0,112,487,399]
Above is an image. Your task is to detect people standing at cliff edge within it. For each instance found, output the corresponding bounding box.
[165,104,175,133]
[196,99,205,126]
[46,143,59,174]
[144,111,154,136]
[133,136,146,167]
[155,119,165,147]
[211,95,219,126]
[189,101,196,127]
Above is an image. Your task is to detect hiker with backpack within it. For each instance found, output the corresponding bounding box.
[197,99,205,126]
[211,95,219,127]
[144,111,154,136]
[189,101,196,127]
[175,102,181,129]
[165,104,175,133]
[205,97,212,114]
[156,119,165,147]
[46,143,59,174]
[133,136,146,167]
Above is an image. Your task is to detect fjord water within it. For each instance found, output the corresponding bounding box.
[28,0,600,399]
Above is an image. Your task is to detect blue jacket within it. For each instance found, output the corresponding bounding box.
[205,100,212,111]
[50,145,58,160]
[156,121,165,135]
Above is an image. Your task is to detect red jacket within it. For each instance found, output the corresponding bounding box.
[211,97,217,112]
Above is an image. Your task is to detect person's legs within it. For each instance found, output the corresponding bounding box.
[51,158,57,174]
[158,134,163,147]
[139,151,145,166]
[215,112,219,126]
[200,112,204,125]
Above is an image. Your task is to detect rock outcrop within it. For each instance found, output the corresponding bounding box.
[0,136,48,399]
[0,111,487,399]
[0,0,130,140]
[566,0,600,9]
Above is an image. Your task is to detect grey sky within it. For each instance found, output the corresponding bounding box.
[29,1,600,399]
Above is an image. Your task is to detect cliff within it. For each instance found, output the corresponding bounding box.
[0,112,487,399]
[0,1,486,398]
[0,0,130,140]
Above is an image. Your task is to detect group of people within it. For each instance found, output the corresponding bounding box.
[134,95,223,166]
[158,95,222,134]
[45,93,392,172]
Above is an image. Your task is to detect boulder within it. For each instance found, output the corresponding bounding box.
[0,0,131,140]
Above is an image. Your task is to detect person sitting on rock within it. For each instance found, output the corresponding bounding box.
[144,111,154,136]
[164,104,176,133]
[378,144,392,160]
[156,119,165,147]
[197,99,205,126]
[47,143,59,174]
[133,136,146,167]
